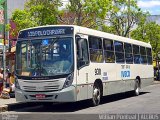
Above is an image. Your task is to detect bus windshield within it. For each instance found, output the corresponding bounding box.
[16,37,74,77]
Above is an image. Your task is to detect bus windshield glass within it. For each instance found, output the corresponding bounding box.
[16,37,74,77]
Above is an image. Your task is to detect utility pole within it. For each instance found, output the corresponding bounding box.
[3,1,5,88]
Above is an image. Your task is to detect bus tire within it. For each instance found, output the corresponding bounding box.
[90,82,101,106]
[134,79,140,96]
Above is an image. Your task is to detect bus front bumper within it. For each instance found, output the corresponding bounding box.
[15,85,77,103]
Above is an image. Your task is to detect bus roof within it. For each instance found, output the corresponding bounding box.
[19,25,151,48]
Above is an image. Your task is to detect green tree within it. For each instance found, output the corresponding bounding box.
[25,0,62,26]
[131,22,160,58]
[59,0,112,29]
[11,9,37,36]
[10,0,62,37]
[102,0,145,37]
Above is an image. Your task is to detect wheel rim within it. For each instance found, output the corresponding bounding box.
[135,81,140,95]
[93,86,100,105]
[135,86,139,95]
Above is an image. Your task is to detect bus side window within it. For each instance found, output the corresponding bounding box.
[124,43,133,64]
[89,36,103,63]
[133,45,140,64]
[146,48,152,65]
[114,41,125,63]
[103,39,115,63]
[140,46,147,64]
[77,38,89,69]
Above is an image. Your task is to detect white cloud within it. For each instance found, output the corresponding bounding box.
[138,0,160,8]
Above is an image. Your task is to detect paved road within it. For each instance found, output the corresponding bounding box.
[1,83,160,120]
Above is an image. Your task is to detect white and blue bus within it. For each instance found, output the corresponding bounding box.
[15,25,153,106]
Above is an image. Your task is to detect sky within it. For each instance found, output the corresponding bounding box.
[61,0,160,15]
[137,0,160,15]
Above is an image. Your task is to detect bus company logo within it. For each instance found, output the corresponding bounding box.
[121,70,130,78]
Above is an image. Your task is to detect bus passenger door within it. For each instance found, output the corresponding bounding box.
[76,36,90,101]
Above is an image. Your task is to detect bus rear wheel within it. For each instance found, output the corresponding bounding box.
[91,83,101,106]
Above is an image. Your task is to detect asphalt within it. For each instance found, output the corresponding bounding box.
[0,80,160,113]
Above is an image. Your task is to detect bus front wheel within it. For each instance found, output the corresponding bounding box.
[91,83,101,106]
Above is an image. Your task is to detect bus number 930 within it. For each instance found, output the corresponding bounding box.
[95,68,101,75]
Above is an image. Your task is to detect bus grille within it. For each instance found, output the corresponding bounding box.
[22,85,60,92]
[19,79,63,92]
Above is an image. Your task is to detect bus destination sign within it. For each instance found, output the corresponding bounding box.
[18,27,74,38]
[28,29,65,37]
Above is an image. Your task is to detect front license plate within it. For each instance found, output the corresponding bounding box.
[35,94,46,99]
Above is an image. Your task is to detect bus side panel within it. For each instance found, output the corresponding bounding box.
[115,64,154,92]
[76,62,153,101]
[125,65,153,92]
[88,63,122,97]
[103,80,125,96]
[140,65,154,88]
[124,79,135,91]
[115,64,130,93]
[76,63,119,101]
[130,64,154,88]
[76,66,91,101]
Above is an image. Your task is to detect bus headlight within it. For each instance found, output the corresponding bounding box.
[63,73,74,88]
[15,77,21,89]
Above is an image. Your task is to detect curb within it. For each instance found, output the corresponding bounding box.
[0,102,42,112]
[0,103,22,113]
[154,80,160,84]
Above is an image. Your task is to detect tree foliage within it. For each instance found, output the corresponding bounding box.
[59,0,112,29]
[25,0,62,26]
[12,9,37,30]
[10,0,62,37]
[102,0,145,37]
[131,22,160,58]
[10,9,37,37]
